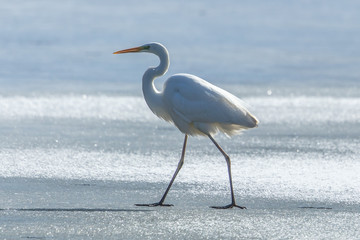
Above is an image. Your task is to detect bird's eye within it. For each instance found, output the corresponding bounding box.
[143,45,150,50]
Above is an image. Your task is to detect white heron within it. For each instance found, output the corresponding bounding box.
[113,42,258,209]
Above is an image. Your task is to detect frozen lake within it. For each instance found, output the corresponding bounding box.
[1,89,359,239]
[1,178,359,239]
[1,0,360,239]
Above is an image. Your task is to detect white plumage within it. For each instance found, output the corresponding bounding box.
[162,73,258,136]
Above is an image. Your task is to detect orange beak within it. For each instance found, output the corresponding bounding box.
[113,46,143,54]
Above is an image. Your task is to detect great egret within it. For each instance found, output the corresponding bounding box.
[113,42,258,209]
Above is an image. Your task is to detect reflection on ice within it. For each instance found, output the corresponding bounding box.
[1,93,359,205]
[1,147,359,204]
[0,95,359,124]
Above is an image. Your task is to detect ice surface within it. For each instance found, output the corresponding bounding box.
[1,206,360,239]
[0,93,359,204]
[1,89,359,239]
[1,178,360,240]
[0,95,153,121]
[1,95,359,124]
[1,146,359,204]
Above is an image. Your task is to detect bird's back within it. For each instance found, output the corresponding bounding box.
[162,73,258,136]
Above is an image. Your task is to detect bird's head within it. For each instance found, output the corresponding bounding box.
[113,42,167,55]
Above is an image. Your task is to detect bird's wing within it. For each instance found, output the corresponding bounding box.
[165,74,254,127]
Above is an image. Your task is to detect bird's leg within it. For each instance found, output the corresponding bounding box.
[135,134,188,207]
[208,135,246,209]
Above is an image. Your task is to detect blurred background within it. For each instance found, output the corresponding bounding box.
[1,0,359,95]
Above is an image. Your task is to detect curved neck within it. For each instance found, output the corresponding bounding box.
[142,45,169,116]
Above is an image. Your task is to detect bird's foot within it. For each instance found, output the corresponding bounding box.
[210,203,246,209]
[135,202,173,207]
